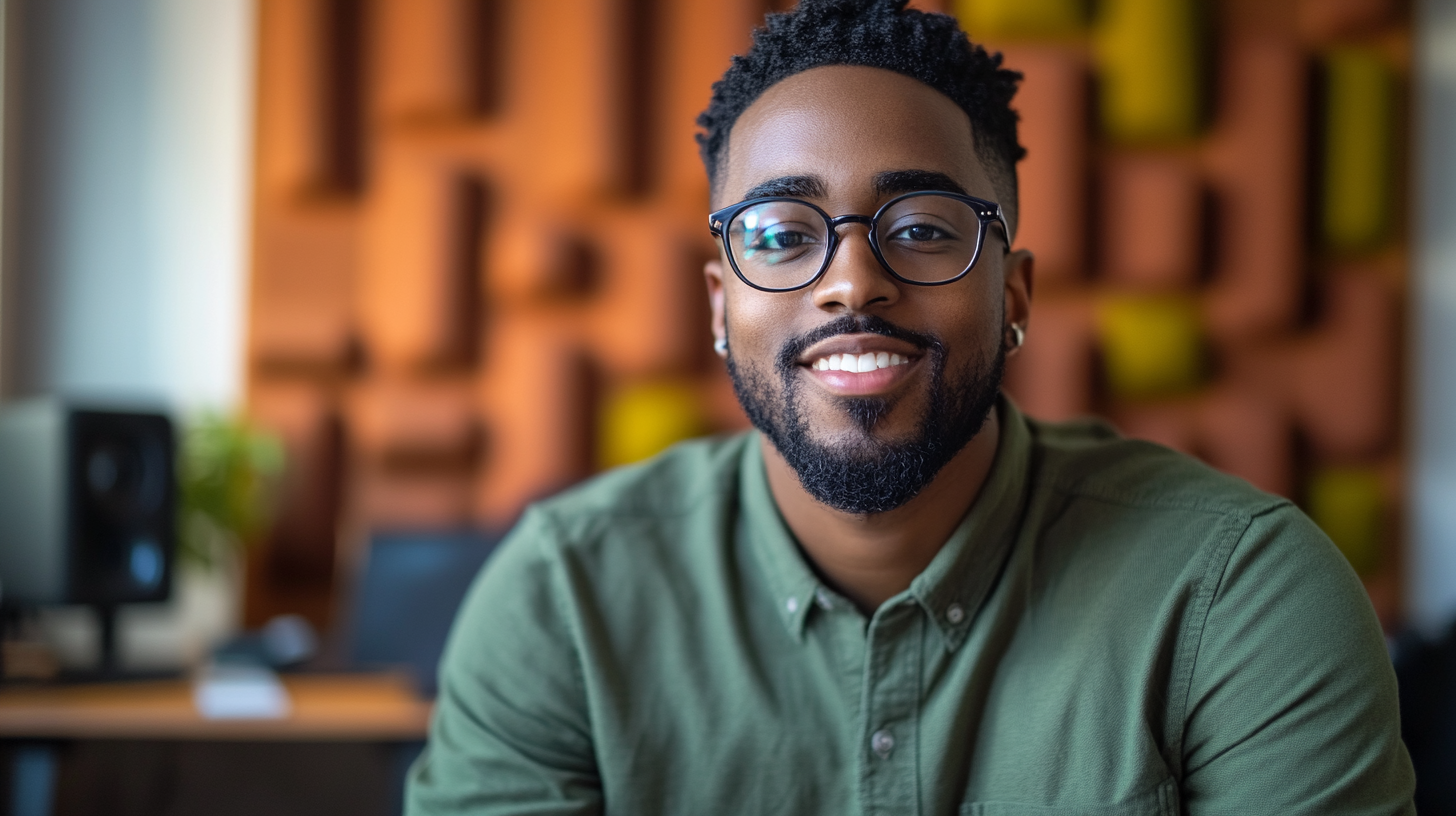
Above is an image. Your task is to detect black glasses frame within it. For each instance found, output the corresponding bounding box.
[707,190,1010,293]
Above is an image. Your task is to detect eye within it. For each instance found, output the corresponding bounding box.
[747,225,811,251]
[739,221,822,266]
[888,223,952,243]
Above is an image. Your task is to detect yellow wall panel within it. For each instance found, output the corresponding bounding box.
[1093,0,1202,143]
[1097,295,1205,399]
[1307,467,1385,576]
[1322,48,1394,251]
[598,381,708,470]
[954,0,1084,39]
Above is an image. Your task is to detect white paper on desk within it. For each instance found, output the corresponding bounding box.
[193,664,292,720]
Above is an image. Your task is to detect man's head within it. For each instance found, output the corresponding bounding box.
[697,0,1026,227]
[699,0,1033,516]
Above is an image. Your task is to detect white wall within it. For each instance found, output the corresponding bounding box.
[1411,0,1456,634]
[148,0,256,411]
[1,0,256,668]
[2,0,254,412]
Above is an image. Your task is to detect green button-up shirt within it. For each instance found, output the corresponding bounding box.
[407,400,1415,815]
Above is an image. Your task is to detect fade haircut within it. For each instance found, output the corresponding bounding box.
[696,0,1026,225]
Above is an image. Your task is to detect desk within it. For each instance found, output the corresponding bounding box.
[0,674,432,816]
[0,673,432,741]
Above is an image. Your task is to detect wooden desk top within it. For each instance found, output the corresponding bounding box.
[0,673,433,741]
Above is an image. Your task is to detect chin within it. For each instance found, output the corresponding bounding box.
[813,415,922,450]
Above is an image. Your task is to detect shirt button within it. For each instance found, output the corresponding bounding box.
[946,603,966,625]
[871,729,895,759]
[785,597,799,614]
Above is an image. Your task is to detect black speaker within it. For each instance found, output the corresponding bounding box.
[0,399,176,608]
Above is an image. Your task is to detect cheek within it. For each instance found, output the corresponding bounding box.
[910,278,1003,346]
[723,287,808,357]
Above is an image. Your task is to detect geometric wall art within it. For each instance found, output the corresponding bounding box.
[245,0,1408,628]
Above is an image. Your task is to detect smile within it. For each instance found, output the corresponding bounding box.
[794,332,925,397]
[811,352,910,372]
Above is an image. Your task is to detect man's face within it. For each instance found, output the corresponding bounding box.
[705,65,1032,514]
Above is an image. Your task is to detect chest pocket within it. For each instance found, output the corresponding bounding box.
[960,777,1179,816]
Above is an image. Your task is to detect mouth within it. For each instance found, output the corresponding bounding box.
[795,333,924,397]
[809,351,912,372]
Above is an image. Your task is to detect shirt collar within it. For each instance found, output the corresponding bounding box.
[739,396,1034,647]
[738,438,822,640]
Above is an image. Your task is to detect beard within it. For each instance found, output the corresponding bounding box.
[727,313,1005,515]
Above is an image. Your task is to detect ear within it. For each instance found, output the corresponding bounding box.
[1002,248,1034,347]
[704,258,727,346]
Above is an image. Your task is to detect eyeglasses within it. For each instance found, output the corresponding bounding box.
[708,191,1010,293]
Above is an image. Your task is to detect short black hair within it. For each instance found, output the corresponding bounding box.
[696,0,1026,227]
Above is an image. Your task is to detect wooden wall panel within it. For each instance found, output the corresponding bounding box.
[246,0,1411,628]
[979,0,1409,624]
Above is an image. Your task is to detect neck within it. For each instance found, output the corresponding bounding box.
[762,406,1002,613]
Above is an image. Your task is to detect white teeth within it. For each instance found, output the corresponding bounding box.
[811,353,912,373]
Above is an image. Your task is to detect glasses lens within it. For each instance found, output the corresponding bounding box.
[874,193,984,283]
[726,200,829,290]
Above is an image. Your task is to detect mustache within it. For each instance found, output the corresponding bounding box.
[774,314,939,373]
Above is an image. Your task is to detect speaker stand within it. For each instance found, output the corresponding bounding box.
[95,604,119,675]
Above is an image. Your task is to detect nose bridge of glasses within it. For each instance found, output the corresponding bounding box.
[824,213,877,262]
[820,212,894,286]
[829,213,874,232]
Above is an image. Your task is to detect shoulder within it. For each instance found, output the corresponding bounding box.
[1015,413,1340,618]
[481,432,752,583]
[1026,414,1289,523]
[531,431,751,529]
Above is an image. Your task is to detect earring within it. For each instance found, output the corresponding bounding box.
[1008,324,1025,350]
[714,337,728,357]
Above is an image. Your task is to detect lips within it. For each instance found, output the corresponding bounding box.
[795,332,924,397]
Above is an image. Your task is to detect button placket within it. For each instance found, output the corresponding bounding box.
[857,606,922,815]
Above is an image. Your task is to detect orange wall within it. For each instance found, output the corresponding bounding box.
[244,0,1409,627]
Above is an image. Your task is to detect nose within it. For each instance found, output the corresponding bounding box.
[810,220,901,313]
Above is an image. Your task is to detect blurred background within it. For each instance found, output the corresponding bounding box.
[0,0,1454,813]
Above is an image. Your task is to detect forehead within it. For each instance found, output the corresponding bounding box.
[719,65,990,206]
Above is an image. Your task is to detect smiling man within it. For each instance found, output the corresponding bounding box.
[407,2,1414,814]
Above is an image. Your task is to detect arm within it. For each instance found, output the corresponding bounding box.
[1180,504,1415,815]
[406,508,601,816]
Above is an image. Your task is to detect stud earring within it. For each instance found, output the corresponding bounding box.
[714,337,728,357]
[1008,324,1025,350]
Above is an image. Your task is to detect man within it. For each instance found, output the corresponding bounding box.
[408,1,1415,813]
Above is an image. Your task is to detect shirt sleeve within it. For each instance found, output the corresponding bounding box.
[1180,503,1415,815]
[405,507,602,816]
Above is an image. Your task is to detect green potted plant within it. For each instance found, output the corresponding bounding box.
[171,414,285,663]
[177,413,286,570]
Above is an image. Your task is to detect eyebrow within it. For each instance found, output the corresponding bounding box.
[739,170,971,203]
[742,175,827,200]
[874,170,969,198]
